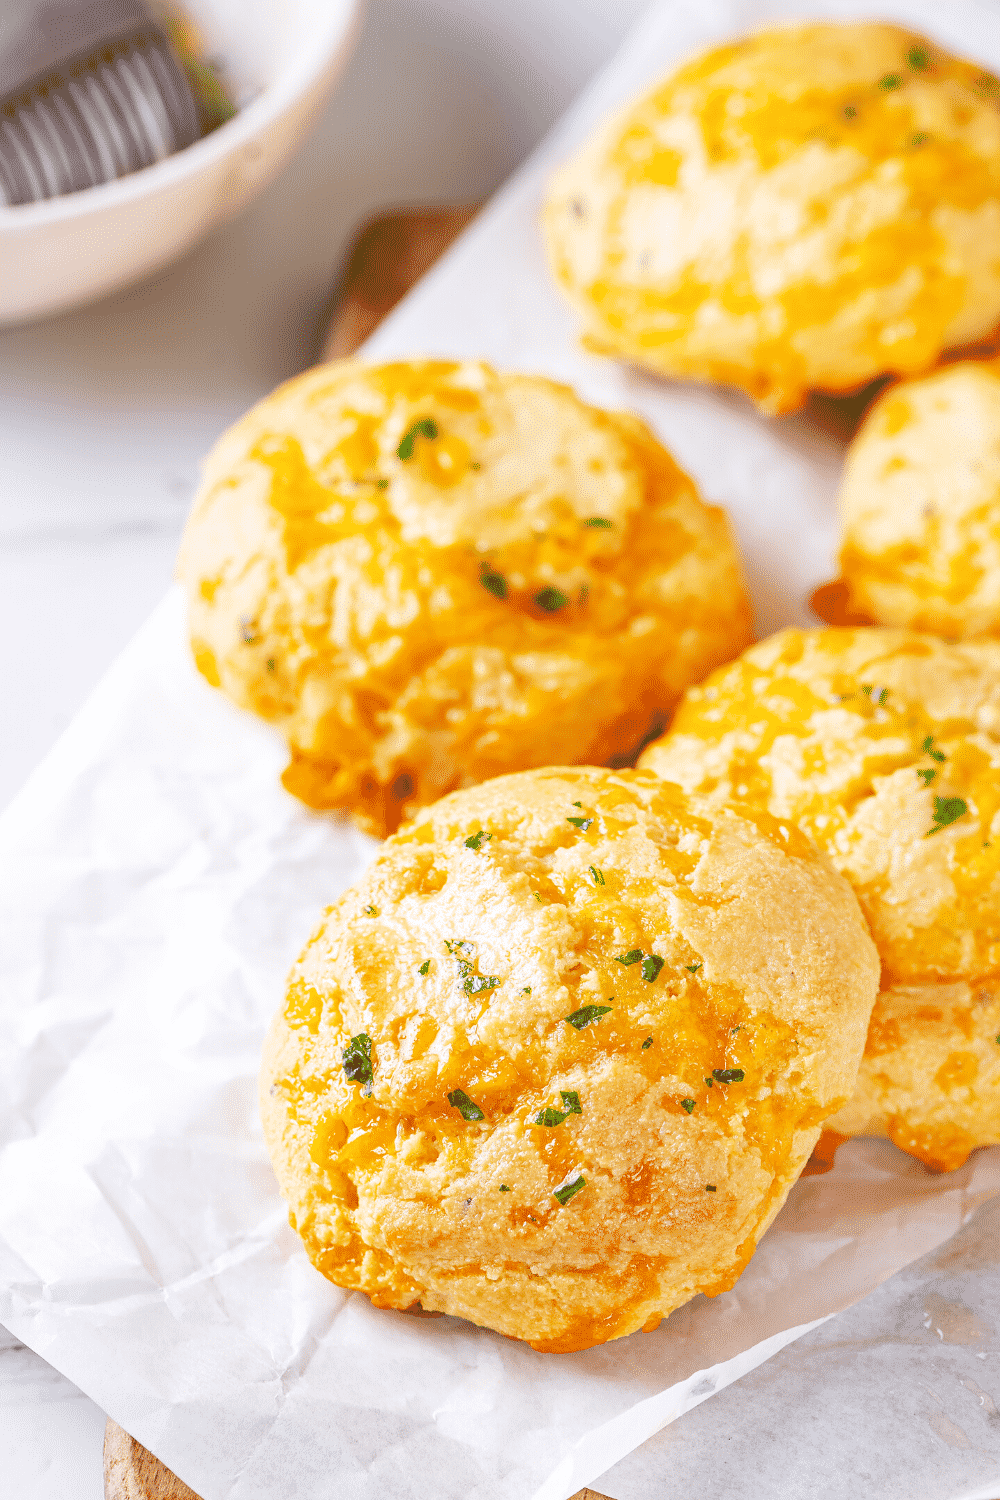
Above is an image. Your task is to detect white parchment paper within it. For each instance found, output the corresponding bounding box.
[3,3,1000,1498]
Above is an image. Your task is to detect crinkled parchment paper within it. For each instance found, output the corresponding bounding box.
[2,2,1000,1498]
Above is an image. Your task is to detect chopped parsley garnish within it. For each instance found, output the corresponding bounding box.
[642,1037,653,1050]
[266,657,275,672]
[878,72,902,90]
[681,1098,696,1113]
[615,949,642,966]
[911,131,930,146]
[567,816,593,830]
[534,892,543,901]
[464,972,500,995]
[499,1184,511,1191]
[536,1106,568,1127]
[705,1184,716,1192]
[363,905,378,916]
[535,587,569,612]
[908,44,930,69]
[571,801,582,807]
[843,103,857,118]
[376,477,390,489]
[926,796,968,836]
[565,1004,612,1029]
[418,959,430,975]
[923,736,946,762]
[553,1174,586,1205]
[522,986,532,995]
[397,417,438,460]
[705,1077,714,1088]
[642,955,665,983]
[877,688,889,706]
[589,865,605,885]
[918,768,936,786]
[583,517,612,528]
[465,829,492,851]
[536,1094,582,1127]
[995,1034,1000,1046]
[448,1089,485,1121]
[685,962,702,973]
[712,1068,745,1084]
[240,617,259,643]
[561,1090,582,1115]
[342,1034,373,1087]
[479,561,507,599]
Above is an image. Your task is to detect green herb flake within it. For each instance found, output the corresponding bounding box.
[535,587,569,612]
[376,478,390,489]
[567,816,593,831]
[877,688,889,706]
[418,959,431,975]
[730,1025,741,1035]
[642,1037,653,1050]
[571,801,582,807]
[681,1098,696,1113]
[499,1184,511,1191]
[713,1068,745,1084]
[479,561,507,599]
[878,72,903,90]
[923,735,946,762]
[565,1004,612,1029]
[861,684,873,696]
[685,962,702,973]
[705,1077,714,1088]
[448,1088,485,1121]
[908,44,930,69]
[342,1034,373,1087]
[397,417,438,460]
[615,949,642,966]
[918,768,936,786]
[589,865,605,885]
[534,892,543,902]
[536,1106,568,1127]
[705,1184,717,1192]
[465,829,493,851]
[583,517,613,528]
[925,796,969,836]
[911,131,930,146]
[464,972,500,996]
[995,1033,1000,1046]
[641,954,665,983]
[843,103,857,118]
[266,657,275,672]
[363,905,378,916]
[553,1174,586,1205]
[522,986,532,995]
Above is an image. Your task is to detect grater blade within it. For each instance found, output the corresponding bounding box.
[0,2,206,205]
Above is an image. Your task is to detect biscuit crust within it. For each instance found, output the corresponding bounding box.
[839,360,1000,637]
[641,628,1000,1168]
[177,360,751,836]
[544,24,1000,414]
[261,767,877,1351]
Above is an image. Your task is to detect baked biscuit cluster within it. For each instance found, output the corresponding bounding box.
[178,359,750,835]
[544,24,1000,413]
[261,768,877,1350]
[641,628,1000,1171]
[172,17,1000,1351]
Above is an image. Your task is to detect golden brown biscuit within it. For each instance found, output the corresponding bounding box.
[177,359,751,837]
[839,360,1000,637]
[544,24,1000,414]
[261,766,878,1351]
[640,627,1000,1168]
[828,980,1000,1172]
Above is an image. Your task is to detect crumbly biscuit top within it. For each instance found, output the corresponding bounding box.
[545,23,1000,411]
[641,628,1000,985]
[262,766,877,1349]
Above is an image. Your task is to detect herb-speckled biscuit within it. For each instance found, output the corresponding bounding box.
[640,628,1000,1169]
[839,360,1000,638]
[177,359,751,837]
[544,24,1000,414]
[260,766,877,1351]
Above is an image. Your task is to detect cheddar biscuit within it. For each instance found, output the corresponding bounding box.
[261,766,878,1351]
[641,628,1000,1168]
[839,360,1000,637]
[544,24,1000,414]
[178,360,751,836]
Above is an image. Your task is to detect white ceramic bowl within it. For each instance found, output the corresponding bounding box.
[0,0,363,325]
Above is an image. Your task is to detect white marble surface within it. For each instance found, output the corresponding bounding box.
[0,1,998,1497]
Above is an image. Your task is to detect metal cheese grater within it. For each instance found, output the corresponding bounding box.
[0,1,227,206]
